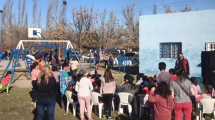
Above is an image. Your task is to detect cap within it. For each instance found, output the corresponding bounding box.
[35,54,43,59]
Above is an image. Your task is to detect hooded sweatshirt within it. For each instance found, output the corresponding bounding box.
[148,91,174,120]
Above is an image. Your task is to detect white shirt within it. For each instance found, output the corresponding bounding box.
[75,77,93,96]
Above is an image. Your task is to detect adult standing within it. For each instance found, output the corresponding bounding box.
[35,65,57,120]
[70,57,79,77]
[170,67,194,120]
[100,69,116,119]
[103,52,109,69]
[30,62,40,106]
[51,55,61,71]
[109,54,113,69]
[96,52,100,64]
[75,70,93,120]
[175,52,190,75]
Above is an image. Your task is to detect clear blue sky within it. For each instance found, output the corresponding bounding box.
[0,0,215,28]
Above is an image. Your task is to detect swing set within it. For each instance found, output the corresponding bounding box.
[0,28,84,84]
[89,49,126,74]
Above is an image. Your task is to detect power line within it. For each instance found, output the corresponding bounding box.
[27,0,213,24]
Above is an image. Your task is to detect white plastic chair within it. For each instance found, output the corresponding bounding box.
[91,92,104,118]
[91,92,115,118]
[118,92,134,116]
[138,94,149,118]
[198,99,215,120]
[64,90,79,116]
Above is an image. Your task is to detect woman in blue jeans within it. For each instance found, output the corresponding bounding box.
[35,65,57,120]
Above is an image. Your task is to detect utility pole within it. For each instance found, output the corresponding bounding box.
[0,10,3,54]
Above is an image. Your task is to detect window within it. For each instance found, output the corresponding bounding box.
[160,42,182,59]
[206,42,215,51]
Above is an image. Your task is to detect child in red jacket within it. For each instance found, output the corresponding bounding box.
[0,71,12,94]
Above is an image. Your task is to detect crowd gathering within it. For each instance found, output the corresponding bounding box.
[1,51,215,120]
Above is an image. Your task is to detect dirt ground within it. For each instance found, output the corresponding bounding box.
[0,60,131,88]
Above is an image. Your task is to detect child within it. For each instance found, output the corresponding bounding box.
[148,80,159,120]
[149,81,174,120]
[95,63,98,74]
[52,66,60,83]
[90,74,96,83]
[31,62,40,105]
[196,84,213,102]
[140,80,149,94]
[136,73,144,85]
[60,63,73,110]
[0,71,12,94]
[169,68,177,81]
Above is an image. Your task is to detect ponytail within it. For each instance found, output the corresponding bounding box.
[30,62,39,71]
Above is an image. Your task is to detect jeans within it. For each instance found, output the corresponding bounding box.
[104,60,108,68]
[36,99,56,120]
[103,94,113,117]
[174,102,192,120]
[78,96,92,119]
[72,69,78,77]
[32,81,37,102]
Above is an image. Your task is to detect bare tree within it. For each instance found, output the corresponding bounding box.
[32,0,38,27]
[122,4,139,45]
[38,6,42,28]
[180,6,191,12]
[163,6,173,13]
[21,0,26,25]
[153,2,157,14]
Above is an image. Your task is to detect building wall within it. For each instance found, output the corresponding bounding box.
[139,10,215,77]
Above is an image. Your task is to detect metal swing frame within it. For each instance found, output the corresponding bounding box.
[0,40,84,84]
[89,49,126,74]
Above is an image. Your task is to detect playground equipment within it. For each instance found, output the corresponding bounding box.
[0,40,84,84]
[89,49,126,74]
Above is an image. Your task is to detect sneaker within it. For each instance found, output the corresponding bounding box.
[102,115,106,119]
[108,116,114,120]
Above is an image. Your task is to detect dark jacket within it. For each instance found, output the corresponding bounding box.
[36,75,57,99]
[175,58,190,75]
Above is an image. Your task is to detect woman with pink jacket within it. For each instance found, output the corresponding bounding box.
[100,69,116,120]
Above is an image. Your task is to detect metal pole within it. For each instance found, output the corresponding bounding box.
[30,46,32,65]
[0,10,3,54]
[123,50,125,73]
[118,50,121,74]
[10,49,20,84]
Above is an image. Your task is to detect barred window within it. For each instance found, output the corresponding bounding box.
[160,43,182,59]
[206,42,215,51]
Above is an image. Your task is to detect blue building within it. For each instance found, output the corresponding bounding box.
[139,10,215,77]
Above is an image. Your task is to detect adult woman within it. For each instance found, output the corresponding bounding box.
[170,67,194,120]
[75,70,93,120]
[117,76,138,104]
[70,57,79,77]
[51,55,61,71]
[31,62,40,105]
[149,82,174,120]
[100,69,116,119]
[35,65,57,120]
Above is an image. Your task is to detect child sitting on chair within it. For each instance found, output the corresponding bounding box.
[0,71,12,94]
